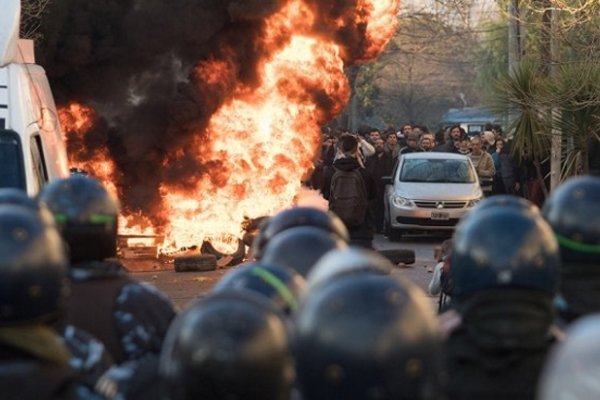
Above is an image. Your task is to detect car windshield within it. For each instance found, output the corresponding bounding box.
[399,158,476,183]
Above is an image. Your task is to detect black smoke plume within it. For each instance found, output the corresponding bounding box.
[38,0,385,228]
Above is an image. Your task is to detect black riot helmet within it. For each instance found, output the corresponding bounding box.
[213,261,306,315]
[537,314,600,400]
[0,188,39,209]
[252,207,349,259]
[159,291,293,400]
[306,247,393,292]
[38,175,119,263]
[294,273,445,400]
[261,226,348,277]
[0,205,69,325]
[451,207,560,302]
[0,187,56,227]
[542,176,600,266]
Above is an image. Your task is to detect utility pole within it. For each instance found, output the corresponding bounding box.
[507,0,521,131]
[540,0,561,191]
[507,0,520,75]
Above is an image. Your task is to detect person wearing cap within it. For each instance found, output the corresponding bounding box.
[400,131,422,155]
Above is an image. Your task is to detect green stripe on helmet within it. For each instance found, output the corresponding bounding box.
[53,213,67,224]
[251,267,299,312]
[89,214,116,225]
[555,233,600,254]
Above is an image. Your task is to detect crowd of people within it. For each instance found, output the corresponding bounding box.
[309,122,559,243]
[1,171,600,399]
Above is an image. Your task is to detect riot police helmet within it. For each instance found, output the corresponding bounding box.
[159,291,293,400]
[252,206,349,259]
[0,205,68,325]
[306,247,393,291]
[0,187,56,227]
[38,175,119,263]
[294,273,445,400]
[261,226,348,277]
[469,194,539,217]
[451,206,560,301]
[542,176,600,266]
[213,261,306,315]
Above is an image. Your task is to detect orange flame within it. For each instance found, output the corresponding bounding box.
[58,103,157,237]
[58,103,119,198]
[58,0,399,254]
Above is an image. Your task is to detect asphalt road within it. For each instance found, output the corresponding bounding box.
[130,233,447,311]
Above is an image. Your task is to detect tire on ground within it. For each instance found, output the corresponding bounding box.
[377,248,415,265]
[174,254,218,272]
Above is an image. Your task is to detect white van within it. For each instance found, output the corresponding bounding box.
[0,0,69,195]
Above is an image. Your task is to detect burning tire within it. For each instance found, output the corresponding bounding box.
[242,216,269,247]
[201,239,246,266]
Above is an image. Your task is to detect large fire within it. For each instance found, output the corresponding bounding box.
[58,0,399,253]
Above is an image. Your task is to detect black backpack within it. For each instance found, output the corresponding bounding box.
[328,168,368,227]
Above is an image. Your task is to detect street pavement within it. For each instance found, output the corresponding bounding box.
[131,233,446,311]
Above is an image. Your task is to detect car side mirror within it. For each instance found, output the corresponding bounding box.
[381,176,392,185]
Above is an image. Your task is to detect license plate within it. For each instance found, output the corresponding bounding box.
[431,211,450,220]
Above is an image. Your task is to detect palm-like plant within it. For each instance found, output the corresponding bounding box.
[545,62,600,177]
[491,61,551,162]
[489,60,551,195]
[490,59,600,188]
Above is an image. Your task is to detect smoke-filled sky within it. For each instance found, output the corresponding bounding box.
[38,0,396,228]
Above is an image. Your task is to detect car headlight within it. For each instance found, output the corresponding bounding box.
[392,196,415,208]
[467,198,482,208]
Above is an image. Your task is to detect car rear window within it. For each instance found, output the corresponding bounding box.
[0,130,26,190]
[399,158,476,183]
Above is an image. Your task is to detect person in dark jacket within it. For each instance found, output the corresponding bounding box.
[434,125,463,153]
[443,205,561,400]
[38,176,176,365]
[322,134,376,248]
[588,136,600,176]
[542,176,600,327]
[365,137,394,233]
[0,205,101,400]
[0,188,114,386]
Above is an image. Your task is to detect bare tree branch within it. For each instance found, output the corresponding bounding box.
[20,0,52,41]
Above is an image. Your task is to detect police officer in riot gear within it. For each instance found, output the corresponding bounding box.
[252,206,349,259]
[445,206,561,400]
[542,176,600,324]
[38,176,176,364]
[0,188,114,385]
[294,272,445,400]
[159,291,294,400]
[0,204,100,399]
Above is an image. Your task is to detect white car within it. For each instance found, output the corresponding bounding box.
[383,152,482,240]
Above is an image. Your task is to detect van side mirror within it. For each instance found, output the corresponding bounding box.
[381,176,392,185]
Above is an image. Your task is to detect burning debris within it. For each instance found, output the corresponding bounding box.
[45,0,400,252]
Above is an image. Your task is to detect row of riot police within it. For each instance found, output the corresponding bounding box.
[0,174,599,399]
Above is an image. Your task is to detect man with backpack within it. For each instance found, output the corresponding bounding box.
[322,134,376,249]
